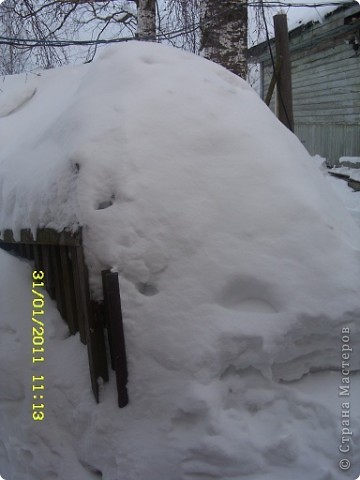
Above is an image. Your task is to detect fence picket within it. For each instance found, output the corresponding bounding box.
[59,247,78,335]
[101,270,128,408]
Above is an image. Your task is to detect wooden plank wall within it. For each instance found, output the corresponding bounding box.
[260,5,360,166]
[0,228,127,406]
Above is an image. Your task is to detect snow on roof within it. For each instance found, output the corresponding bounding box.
[0,42,360,479]
[286,0,350,31]
[248,0,354,48]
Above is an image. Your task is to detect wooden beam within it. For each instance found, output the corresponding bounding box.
[33,244,43,272]
[102,269,129,408]
[25,244,34,260]
[59,246,79,335]
[52,246,67,320]
[41,245,56,300]
[265,57,281,106]
[274,14,294,132]
[73,246,109,402]
[348,178,360,191]
[70,246,87,345]
[18,244,26,258]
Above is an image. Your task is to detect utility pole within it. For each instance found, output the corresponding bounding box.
[274,14,294,132]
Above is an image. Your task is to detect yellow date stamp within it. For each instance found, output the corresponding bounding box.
[32,270,45,421]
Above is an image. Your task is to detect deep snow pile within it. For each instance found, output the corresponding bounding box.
[0,42,360,480]
[312,155,360,229]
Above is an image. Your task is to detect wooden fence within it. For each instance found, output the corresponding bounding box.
[0,228,128,407]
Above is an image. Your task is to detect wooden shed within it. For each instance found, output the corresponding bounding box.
[247,3,360,166]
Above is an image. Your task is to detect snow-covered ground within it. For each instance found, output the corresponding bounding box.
[313,155,360,229]
[327,170,360,229]
[0,42,359,480]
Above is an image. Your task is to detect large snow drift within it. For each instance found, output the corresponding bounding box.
[0,42,359,480]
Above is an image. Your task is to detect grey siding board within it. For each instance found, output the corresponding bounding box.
[292,56,359,80]
[292,46,357,68]
[292,67,360,89]
[296,124,360,165]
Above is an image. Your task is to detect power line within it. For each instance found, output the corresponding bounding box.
[0,28,198,48]
[0,35,135,48]
[249,1,354,6]
[0,1,355,49]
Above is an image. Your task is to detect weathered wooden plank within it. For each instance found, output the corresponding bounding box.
[25,244,34,260]
[293,85,360,100]
[348,178,360,192]
[294,103,359,117]
[0,228,81,246]
[264,55,281,107]
[294,112,360,122]
[294,109,359,122]
[263,45,356,78]
[59,247,79,335]
[292,50,359,75]
[292,76,360,94]
[101,269,115,371]
[292,60,360,84]
[291,51,359,75]
[18,244,26,258]
[72,246,109,402]
[41,245,56,299]
[101,269,128,408]
[293,92,359,106]
[70,246,87,345]
[33,245,43,272]
[293,104,360,115]
[328,171,350,180]
[292,76,360,97]
[51,246,67,320]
